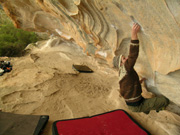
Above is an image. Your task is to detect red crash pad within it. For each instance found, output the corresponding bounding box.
[52,109,150,135]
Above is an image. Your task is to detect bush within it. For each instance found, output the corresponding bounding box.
[0,9,39,57]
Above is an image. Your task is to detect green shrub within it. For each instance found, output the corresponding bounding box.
[0,9,39,57]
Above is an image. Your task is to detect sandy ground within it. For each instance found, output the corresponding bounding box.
[0,38,180,135]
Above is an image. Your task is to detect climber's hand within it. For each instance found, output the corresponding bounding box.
[131,23,140,40]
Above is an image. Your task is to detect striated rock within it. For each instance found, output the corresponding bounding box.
[0,0,180,75]
[0,0,180,135]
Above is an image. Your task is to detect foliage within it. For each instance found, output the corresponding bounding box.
[0,9,39,57]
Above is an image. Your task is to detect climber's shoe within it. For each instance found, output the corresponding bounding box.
[156,107,166,113]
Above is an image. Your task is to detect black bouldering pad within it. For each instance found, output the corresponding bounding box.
[0,112,49,135]
[72,64,93,73]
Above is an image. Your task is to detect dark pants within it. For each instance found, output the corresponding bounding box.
[127,96,169,114]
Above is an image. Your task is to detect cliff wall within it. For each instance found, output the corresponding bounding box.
[0,1,180,134]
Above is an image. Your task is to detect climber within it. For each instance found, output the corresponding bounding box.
[118,23,169,114]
